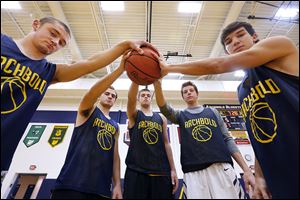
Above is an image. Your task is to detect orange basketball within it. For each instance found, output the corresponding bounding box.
[125,46,161,85]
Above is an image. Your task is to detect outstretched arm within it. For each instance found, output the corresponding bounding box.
[158,36,298,77]
[53,40,154,83]
[153,80,180,124]
[76,53,128,126]
[127,82,139,128]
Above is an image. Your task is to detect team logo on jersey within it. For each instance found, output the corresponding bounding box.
[1,76,26,114]
[97,129,113,150]
[249,102,277,143]
[23,125,46,147]
[192,125,212,142]
[48,125,68,147]
[143,128,158,144]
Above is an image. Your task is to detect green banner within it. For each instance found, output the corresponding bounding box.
[48,125,68,147]
[23,125,46,147]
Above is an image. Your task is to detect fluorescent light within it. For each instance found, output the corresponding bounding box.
[234,70,245,77]
[100,1,124,11]
[1,1,21,9]
[168,73,180,76]
[178,2,202,13]
[223,81,241,91]
[275,8,299,18]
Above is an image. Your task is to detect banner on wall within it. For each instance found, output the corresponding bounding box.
[23,125,47,147]
[48,125,68,147]
[123,130,130,146]
[123,119,130,146]
[229,130,250,145]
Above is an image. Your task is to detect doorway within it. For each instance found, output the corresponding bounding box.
[8,174,47,199]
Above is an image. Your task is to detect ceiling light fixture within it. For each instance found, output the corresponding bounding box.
[275,8,299,18]
[1,1,21,10]
[100,1,124,11]
[178,2,202,13]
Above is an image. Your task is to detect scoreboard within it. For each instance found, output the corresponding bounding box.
[204,104,246,131]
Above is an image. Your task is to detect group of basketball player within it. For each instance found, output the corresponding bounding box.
[1,16,298,199]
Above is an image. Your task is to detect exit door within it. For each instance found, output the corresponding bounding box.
[8,174,46,199]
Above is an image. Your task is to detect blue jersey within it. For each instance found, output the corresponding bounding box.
[125,110,170,175]
[54,107,119,197]
[1,33,56,170]
[238,65,299,198]
[177,108,233,173]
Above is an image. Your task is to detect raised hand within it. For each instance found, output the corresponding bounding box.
[125,40,158,55]
[242,170,255,196]
[118,50,131,71]
[155,53,169,77]
[171,170,179,194]
[251,177,272,199]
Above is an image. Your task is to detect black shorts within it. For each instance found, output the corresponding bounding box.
[51,189,109,199]
[123,168,174,199]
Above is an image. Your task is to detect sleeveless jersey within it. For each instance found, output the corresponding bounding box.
[177,108,233,173]
[238,65,299,198]
[1,33,56,170]
[54,107,119,197]
[125,110,170,175]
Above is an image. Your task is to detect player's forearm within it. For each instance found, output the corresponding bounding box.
[254,158,265,178]
[86,41,130,69]
[154,81,166,107]
[232,152,252,173]
[79,66,124,112]
[55,41,131,82]
[167,57,225,76]
[127,82,138,118]
[112,155,121,186]
[91,66,123,97]
[165,144,176,171]
[128,81,138,99]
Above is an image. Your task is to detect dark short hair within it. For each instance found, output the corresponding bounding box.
[39,16,71,37]
[220,21,256,51]
[138,88,152,98]
[108,86,118,99]
[181,81,198,97]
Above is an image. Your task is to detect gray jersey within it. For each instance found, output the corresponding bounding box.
[160,104,239,154]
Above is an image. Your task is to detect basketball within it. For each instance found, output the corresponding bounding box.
[125,46,161,85]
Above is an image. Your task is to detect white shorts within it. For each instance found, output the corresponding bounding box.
[183,163,246,199]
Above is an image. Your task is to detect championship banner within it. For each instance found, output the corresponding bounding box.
[48,125,68,147]
[23,125,46,147]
